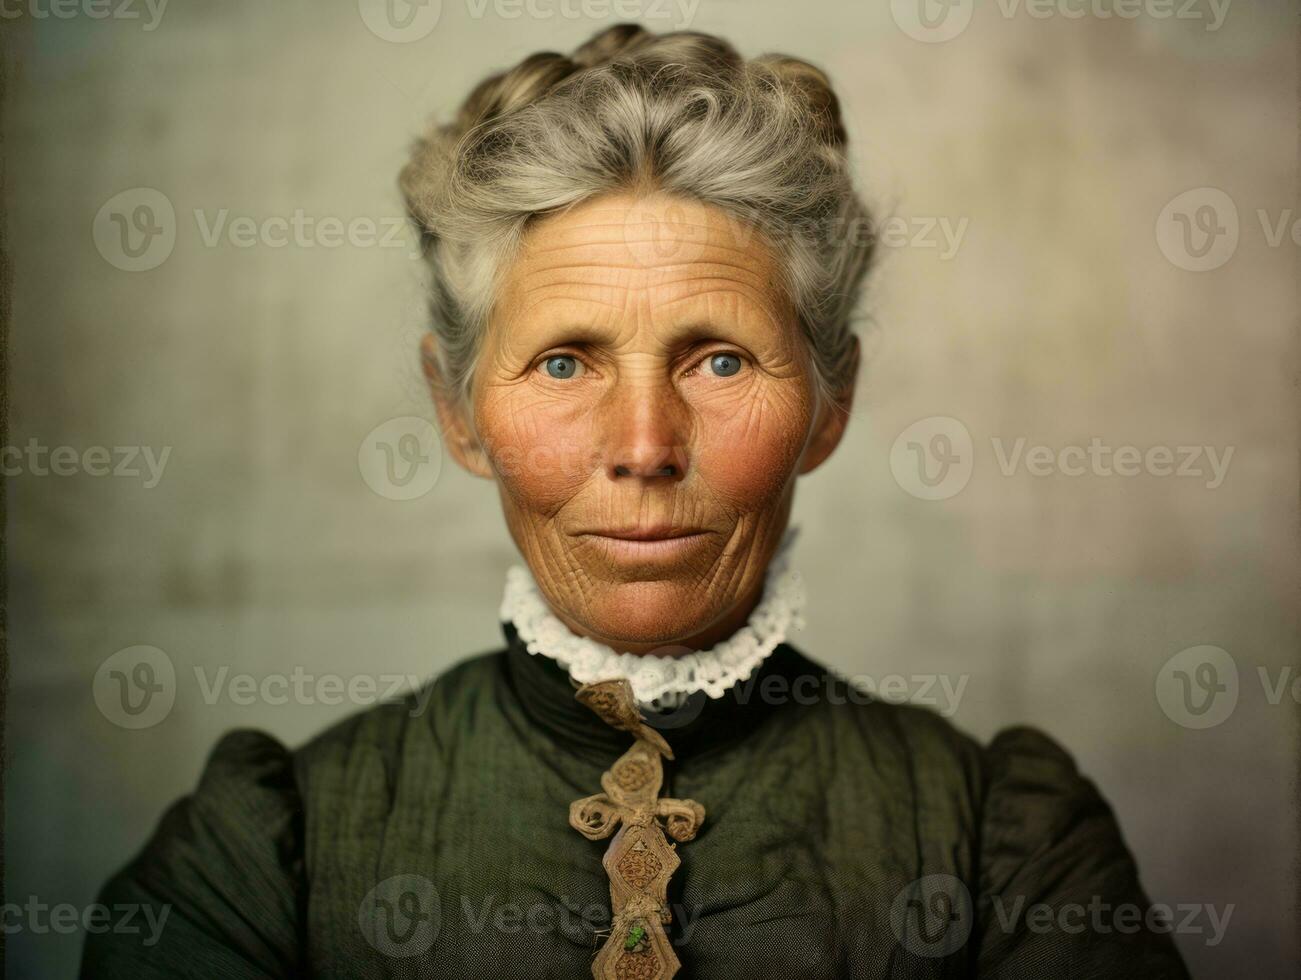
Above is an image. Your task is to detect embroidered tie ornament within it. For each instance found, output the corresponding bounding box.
[569,679,705,980]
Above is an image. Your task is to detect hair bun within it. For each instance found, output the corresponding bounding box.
[453,23,659,136]
[445,25,750,142]
[452,50,576,135]
[755,54,847,148]
[570,22,654,68]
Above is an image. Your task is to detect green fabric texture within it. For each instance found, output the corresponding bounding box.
[81,625,1190,978]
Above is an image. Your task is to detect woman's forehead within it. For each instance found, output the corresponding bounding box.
[496,192,790,324]
[511,192,782,280]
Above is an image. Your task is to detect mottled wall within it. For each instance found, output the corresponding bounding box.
[3,0,1297,976]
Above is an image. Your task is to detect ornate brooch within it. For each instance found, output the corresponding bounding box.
[569,679,705,980]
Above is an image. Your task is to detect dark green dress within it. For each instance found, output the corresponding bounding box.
[81,625,1190,978]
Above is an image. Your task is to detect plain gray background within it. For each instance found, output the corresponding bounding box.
[4,0,1298,976]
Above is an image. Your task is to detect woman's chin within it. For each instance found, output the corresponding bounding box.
[570,580,734,652]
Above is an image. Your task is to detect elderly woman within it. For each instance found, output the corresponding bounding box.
[83,24,1188,980]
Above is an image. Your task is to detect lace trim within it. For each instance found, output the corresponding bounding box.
[500,527,805,708]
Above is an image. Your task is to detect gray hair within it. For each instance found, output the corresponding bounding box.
[399,23,875,410]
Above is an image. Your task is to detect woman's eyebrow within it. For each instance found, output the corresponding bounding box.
[500,321,613,349]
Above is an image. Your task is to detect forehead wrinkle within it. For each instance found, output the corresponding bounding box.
[504,249,784,317]
[516,281,787,337]
[618,235,779,264]
[515,242,779,274]
[509,259,779,303]
[522,220,641,251]
[499,278,792,358]
[652,280,793,330]
[512,282,628,310]
[525,232,777,264]
[523,202,774,251]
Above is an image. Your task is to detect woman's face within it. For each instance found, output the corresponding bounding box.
[428,192,855,654]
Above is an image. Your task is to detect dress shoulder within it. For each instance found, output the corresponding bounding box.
[81,729,304,978]
[81,650,507,978]
[973,725,1190,978]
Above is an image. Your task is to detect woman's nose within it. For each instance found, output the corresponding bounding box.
[602,382,690,481]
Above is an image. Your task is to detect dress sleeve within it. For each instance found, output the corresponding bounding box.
[974,726,1190,979]
[80,730,304,979]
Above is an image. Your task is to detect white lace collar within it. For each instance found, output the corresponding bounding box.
[500,527,806,708]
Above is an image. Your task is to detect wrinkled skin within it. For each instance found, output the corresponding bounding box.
[425,192,857,655]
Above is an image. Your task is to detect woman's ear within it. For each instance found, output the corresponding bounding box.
[798,335,859,476]
[421,334,494,479]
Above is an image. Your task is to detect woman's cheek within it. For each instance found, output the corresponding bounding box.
[477,391,597,510]
[694,380,811,506]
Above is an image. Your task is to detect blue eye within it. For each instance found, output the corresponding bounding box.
[707,352,743,377]
[542,355,581,379]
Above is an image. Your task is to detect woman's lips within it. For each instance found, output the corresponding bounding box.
[576,529,712,563]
